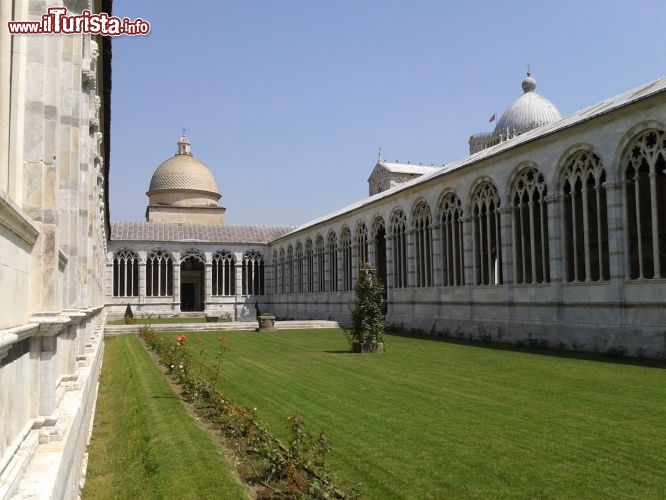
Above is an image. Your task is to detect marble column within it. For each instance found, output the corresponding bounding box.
[204,262,212,312]
[431,222,443,287]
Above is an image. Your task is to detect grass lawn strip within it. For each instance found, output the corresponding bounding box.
[83,334,248,499]
[181,329,666,499]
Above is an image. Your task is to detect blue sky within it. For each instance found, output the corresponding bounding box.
[109,0,666,227]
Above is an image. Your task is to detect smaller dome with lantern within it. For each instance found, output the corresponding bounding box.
[145,136,226,224]
[493,72,562,137]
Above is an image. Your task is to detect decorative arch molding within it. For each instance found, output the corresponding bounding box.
[112,247,140,263]
[180,248,205,264]
[212,248,237,263]
[147,247,174,261]
[613,119,666,174]
[371,214,386,237]
[555,143,605,191]
[436,188,463,218]
[466,175,497,213]
[505,161,540,199]
[354,218,369,233]
[389,206,407,226]
[410,198,432,222]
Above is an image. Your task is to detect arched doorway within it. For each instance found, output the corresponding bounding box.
[180,252,205,311]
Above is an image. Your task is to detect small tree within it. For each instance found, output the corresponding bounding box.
[349,262,385,350]
[124,303,135,324]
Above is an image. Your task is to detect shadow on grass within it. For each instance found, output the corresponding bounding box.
[151,394,180,400]
[385,329,666,369]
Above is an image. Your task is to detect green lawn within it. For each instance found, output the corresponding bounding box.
[181,329,666,499]
[83,335,248,499]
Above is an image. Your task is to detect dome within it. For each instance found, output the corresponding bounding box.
[147,136,220,198]
[494,72,561,136]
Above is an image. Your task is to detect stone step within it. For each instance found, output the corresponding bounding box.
[104,320,342,337]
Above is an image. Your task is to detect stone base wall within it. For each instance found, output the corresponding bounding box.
[268,283,666,358]
[0,307,105,500]
[105,296,271,322]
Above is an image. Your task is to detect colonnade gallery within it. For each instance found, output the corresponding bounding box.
[109,73,666,357]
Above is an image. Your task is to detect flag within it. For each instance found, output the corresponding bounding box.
[488,113,496,123]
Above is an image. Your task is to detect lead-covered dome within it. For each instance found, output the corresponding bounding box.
[147,136,220,198]
[494,72,561,136]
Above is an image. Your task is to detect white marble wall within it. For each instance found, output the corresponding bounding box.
[0,1,109,497]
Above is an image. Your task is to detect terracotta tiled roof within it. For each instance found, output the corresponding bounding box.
[111,222,294,244]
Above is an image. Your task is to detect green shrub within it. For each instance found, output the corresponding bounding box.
[348,263,385,348]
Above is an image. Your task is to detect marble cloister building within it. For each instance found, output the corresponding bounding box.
[106,135,293,320]
[267,74,666,356]
[1,0,666,494]
[107,72,666,360]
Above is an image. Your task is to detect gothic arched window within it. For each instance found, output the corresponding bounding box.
[372,216,387,288]
[471,181,502,285]
[286,245,294,294]
[327,231,338,292]
[412,201,433,287]
[146,249,173,296]
[439,193,464,286]
[112,249,139,297]
[340,227,352,291]
[624,129,666,279]
[316,235,325,292]
[356,222,369,269]
[512,167,550,284]
[212,250,235,296]
[306,239,314,293]
[295,242,304,294]
[390,209,408,288]
[561,151,609,282]
[278,249,286,294]
[242,250,264,296]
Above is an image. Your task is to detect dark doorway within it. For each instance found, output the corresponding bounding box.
[180,256,205,311]
[181,283,196,311]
